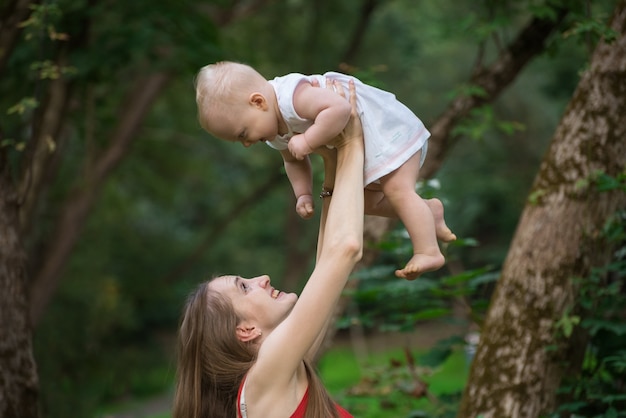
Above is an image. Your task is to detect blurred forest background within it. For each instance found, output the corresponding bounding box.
[1,0,624,417]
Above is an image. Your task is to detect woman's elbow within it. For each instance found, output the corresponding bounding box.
[341,236,363,264]
[325,235,362,262]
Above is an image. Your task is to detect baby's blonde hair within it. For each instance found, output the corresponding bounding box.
[194,61,267,133]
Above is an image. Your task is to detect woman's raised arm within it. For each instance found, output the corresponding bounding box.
[254,81,364,382]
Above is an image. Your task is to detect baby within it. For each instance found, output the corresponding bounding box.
[195,61,456,279]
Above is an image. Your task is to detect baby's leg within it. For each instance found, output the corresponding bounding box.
[364,185,395,217]
[425,198,456,242]
[380,152,444,280]
[364,185,456,243]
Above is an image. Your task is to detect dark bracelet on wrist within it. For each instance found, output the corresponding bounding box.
[319,188,333,199]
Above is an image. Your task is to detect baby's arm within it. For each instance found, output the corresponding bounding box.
[280,149,315,219]
[287,81,352,160]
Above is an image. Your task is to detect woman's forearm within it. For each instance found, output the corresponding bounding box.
[321,133,364,261]
[309,119,364,359]
[284,81,364,369]
[318,81,363,262]
[315,148,337,261]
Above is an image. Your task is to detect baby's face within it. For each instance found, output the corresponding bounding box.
[208,100,279,148]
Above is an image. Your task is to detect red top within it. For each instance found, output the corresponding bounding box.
[237,376,353,418]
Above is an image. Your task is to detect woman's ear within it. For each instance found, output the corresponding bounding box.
[249,92,268,110]
[236,324,262,342]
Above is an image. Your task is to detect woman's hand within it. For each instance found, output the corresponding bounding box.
[311,79,361,191]
[326,80,362,150]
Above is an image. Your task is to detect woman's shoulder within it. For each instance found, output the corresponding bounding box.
[242,360,309,415]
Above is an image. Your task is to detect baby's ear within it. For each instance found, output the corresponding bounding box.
[249,92,268,110]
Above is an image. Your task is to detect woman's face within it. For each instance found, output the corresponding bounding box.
[209,275,297,334]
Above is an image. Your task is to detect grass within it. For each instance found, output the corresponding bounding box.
[319,343,468,418]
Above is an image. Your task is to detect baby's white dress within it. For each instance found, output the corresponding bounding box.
[267,72,430,186]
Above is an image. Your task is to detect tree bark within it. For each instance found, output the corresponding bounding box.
[458,2,626,416]
[0,172,38,418]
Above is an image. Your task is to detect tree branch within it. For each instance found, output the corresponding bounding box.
[0,0,34,74]
[160,169,284,284]
[18,54,71,236]
[341,0,380,65]
[29,72,171,326]
[421,7,569,180]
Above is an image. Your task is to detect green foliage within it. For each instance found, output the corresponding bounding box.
[452,105,526,141]
[344,234,497,333]
[445,83,488,100]
[551,175,626,417]
[554,308,581,338]
[334,235,496,417]
[320,346,468,418]
[563,10,619,45]
[528,3,562,21]
[7,97,39,116]
[30,59,76,80]
[575,170,626,195]
[19,3,64,40]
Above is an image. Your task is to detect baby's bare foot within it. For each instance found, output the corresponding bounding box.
[426,198,456,242]
[395,253,445,281]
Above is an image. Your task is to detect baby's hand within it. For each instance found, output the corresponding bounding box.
[296,194,314,219]
[288,134,313,160]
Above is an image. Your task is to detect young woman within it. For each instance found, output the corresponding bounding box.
[173,81,363,418]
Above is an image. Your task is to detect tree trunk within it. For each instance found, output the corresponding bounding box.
[458,2,626,416]
[0,172,39,418]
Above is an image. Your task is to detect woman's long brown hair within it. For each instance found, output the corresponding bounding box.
[172,280,341,418]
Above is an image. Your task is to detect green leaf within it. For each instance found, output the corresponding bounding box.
[528,188,547,205]
[418,346,452,368]
[581,319,626,336]
[7,97,39,115]
[410,308,450,321]
[528,5,558,21]
[447,237,480,248]
[468,271,500,287]
[555,313,580,338]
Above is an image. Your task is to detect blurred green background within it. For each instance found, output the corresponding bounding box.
[2,0,620,416]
